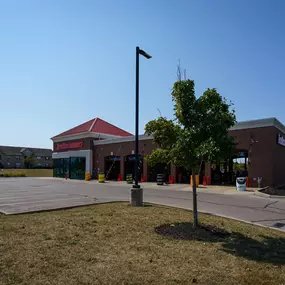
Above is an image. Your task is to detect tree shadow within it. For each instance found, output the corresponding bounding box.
[155,222,231,242]
[221,233,285,265]
[155,222,285,265]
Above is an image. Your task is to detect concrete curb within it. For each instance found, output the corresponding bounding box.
[147,201,285,233]
[3,199,285,233]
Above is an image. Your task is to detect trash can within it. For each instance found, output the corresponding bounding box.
[258,177,262,188]
[85,172,91,181]
[236,177,246,191]
[157,174,164,185]
[98,173,105,183]
[126,174,133,184]
[190,175,199,187]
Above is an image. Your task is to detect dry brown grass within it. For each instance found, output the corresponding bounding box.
[0,203,285,285]
[2,169,53,177]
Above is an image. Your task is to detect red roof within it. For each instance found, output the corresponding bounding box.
[53,118,132,138]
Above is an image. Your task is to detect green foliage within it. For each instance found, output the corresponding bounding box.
[24,156,36,169]
[145,117,181,149]
[145,149,170,167]
[145,79,236,171]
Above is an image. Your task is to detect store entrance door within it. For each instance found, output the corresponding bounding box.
[53,158,69,178]
[105,156,120,181]
[70,157,86,180]
[124,155,143,181]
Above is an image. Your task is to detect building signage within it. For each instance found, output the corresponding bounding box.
[55,141,84,151]
[127,155,142,161]
[107,156,120,161]
[277,134,285,147]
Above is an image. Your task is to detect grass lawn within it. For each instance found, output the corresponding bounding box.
[1,169,53,177]
[0,203,285,285]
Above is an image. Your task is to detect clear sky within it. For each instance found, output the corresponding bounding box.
[0,0,284,149]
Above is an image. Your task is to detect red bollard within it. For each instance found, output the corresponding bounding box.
[206,176,211,185]
[203,176,207,186]
[117,174,121,181]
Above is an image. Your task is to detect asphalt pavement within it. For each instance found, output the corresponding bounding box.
[1,177,285,232]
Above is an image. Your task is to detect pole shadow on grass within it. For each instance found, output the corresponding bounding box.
[155,222,285,265]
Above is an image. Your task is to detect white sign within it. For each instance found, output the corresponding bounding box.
[278,134,285,147]
[236,177,246,191]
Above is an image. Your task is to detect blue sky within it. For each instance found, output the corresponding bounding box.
[0,0,284,149]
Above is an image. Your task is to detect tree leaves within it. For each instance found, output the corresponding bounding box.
[145,149,170,167]
[145,79,236,170]
[145,117,181,149]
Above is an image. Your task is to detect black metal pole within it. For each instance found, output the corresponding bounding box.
[134,46,140,188]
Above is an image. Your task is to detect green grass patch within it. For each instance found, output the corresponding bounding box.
[0,203,285,285]
[0,172,25,177]
[1,169,53,177]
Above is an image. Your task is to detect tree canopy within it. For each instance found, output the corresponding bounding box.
[145,79,236,171]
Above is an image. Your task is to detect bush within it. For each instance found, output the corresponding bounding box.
[0,173,26,177]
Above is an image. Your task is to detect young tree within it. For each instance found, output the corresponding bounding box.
[145,79,236,228]
[24,156,36,169]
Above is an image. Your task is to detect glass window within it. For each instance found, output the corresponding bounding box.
[70,157,86,180]
[53,158,69,178]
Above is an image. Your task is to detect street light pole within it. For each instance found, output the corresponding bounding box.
[131,46,151,206]
[134,46,140,188]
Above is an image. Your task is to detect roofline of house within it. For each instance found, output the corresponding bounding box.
[0,146,52,156]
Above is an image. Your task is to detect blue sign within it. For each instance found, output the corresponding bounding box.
[239,152,247,158]
[107,156,120,161]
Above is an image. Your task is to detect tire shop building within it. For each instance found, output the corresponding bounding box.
[51,117,285,187]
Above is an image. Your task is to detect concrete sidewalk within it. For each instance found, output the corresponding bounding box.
[40,178,257,196]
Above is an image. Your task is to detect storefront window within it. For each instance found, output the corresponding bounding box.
[53,157,86,179]
[70,157,86,180]
[53,159,64,178]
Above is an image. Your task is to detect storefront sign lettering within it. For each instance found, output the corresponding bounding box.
[56,141,84,151]
[277,134,285,147]
[107,156,120,161]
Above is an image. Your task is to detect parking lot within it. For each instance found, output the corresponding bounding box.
[0,177,127,214]
[1,177,285,232]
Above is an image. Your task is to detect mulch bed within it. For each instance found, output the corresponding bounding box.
[155,222,231,242]
[260,186,285,196]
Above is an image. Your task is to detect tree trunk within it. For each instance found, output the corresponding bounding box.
[192,169,198,228]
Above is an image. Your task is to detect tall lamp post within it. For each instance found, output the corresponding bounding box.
[130,46,152,207]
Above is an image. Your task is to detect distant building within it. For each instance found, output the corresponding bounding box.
[0,146,52,169]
